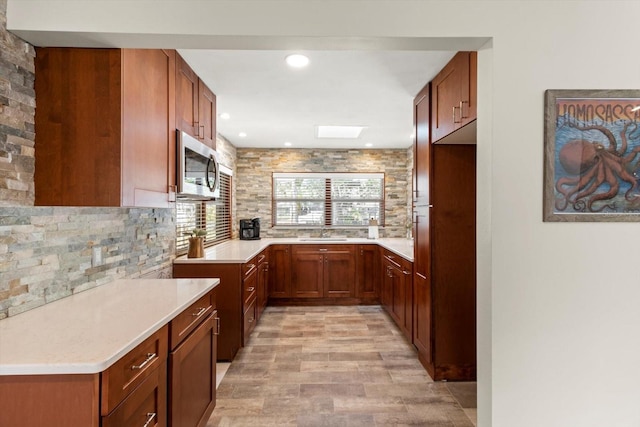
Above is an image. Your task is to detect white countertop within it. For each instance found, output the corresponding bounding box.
[0,278,218,376]
[174,237,414,264]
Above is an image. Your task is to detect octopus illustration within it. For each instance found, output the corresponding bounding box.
[555,121,640,212]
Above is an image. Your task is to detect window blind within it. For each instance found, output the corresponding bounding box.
[272,173,384,227]
[176,171,232,253]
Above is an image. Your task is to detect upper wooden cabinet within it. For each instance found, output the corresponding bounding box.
[176,54,217,149]
[34,48,176,208]
[430,51,477,144]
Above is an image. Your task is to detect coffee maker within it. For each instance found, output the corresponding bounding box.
[239,218,261,240]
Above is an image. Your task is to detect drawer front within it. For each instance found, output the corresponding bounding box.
[242,257,258,278]
[102,361,167,427]
[170,291,214,350]
[243,298,257,346]
[101,325,169,416]
[243,267,257,311]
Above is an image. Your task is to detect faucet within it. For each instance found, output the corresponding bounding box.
[320,225,329,238]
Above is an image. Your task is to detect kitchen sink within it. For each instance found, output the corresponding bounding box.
[298,237,349,241]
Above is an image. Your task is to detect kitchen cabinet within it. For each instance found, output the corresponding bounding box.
[173,249,268,360]
[412,74,477,381]
[412,83,433,367]
[169,291,218,427]
[256,251,270,320]
[291,245,356,299]
[176,54,217,150]
[34,48,176,208]
[269,245,292,298]
[381,249,413,342]
[356,245,380,300]
[431,51,477,144]
[0,280,217,427]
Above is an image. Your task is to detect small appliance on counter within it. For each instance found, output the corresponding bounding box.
[239,218,261,240]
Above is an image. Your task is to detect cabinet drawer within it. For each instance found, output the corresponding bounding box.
[101,325,168,416]
[243,266,257,311]
[170,291,214,350]
[102,361,167,427]
[242,258,258,278]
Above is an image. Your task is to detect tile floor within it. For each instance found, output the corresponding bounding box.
[209,305,476,426]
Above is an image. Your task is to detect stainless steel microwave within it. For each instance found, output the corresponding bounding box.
[177,130,220,200]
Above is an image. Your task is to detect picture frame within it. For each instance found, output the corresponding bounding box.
[543,89,640,222]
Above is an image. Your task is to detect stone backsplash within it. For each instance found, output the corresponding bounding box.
[0,0,36,206]
[0,207,175,319]
[235,148,412,238]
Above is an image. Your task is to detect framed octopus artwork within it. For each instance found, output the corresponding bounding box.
[543,89,640,221]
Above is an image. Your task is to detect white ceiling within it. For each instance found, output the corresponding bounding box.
[177,49,456,150]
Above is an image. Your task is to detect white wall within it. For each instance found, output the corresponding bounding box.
[8,1,640,426]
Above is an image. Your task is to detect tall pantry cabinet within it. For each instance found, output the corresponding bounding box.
[412,51,477,381]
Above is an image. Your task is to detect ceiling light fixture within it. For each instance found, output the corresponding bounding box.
[219,112,231,120]
[238,132,247,138]
[284,142,292,147]
[365,143,373,148]
[316,125,366,139]
[285,54,309,68]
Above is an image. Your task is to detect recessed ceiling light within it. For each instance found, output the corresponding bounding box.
[238,132,247,138]
[316,125,366,139]
[285,54,309,68]
[365,143,373,148]
[284,142,292,147]
[219,112,230,120]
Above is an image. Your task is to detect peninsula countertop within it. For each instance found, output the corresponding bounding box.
[0,278,219,376]
[173,237,414,264]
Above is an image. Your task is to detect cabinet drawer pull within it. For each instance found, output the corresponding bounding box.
[460,100,469,119]
[245,263,256,275]
[143,412,157,427]
[402,270,411,275]
[215,316,220,335]
[246,287,255,292]
[131,353,156,370]
[453,105,461,124]
[319,248,328,252]
[192,307,207,317]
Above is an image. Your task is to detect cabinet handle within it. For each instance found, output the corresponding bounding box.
[402,270,411,275]
[215,317,220,335]
[247,287,255,292]
[131,353,156,370]
[453,105,461,124]
[191,307,207,317]
[319,248,328,252]
[142,412,157,427]
[460,100,469,119]
[200,125,205,139]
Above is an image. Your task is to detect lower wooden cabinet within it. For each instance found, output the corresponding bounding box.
[290,245,356,299]
[356,245,380,300]
[381,249,413,343]
[169,312,218,427]
[173,249,269,360]
[0,290,218,427]
[269,245,291,298]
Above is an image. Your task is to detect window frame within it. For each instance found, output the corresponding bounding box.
[272,172,385,227]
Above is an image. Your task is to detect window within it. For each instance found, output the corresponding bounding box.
[176,170,232,253]
[273,173,384,226]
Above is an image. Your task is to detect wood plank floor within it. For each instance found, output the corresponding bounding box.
[207,305,476,426]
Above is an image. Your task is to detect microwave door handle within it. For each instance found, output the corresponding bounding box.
[206,155,219,192]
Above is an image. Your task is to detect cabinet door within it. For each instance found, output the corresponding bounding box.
[356,245,379,299]
[381,260,393,314]
[431,52,474,143]
[257,258,269,320]
[291,248,324,298]
[176,54,199,139]
[413,83,431,208]
[324,248,356,298]
[199,80,217,149]
[413,273,432,366]
[269,245,291,298]
[121,49,175,208]
[390,265,405,329]
[169,313,216,427]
